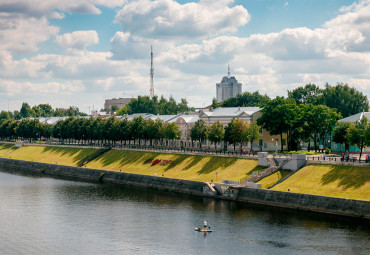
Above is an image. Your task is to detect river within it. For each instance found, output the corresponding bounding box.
[0,171,369,255]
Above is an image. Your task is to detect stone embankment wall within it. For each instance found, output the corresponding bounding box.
[0,158,204,197]
[230,187,369,219]
[0,158,369,219]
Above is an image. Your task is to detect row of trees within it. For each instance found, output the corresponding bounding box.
[0,103,87,120]
[189,119,260,150]
[0,116,262,151]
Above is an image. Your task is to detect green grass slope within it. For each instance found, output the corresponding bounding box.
[0,143,17,157]
[272,164,370,201]
[2,145,102,167]
[257,170,291,189]
[85,149,264,182]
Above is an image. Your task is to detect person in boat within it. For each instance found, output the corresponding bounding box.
[203,220,207,230]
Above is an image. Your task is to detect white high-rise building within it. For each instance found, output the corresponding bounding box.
[216,66,242,103]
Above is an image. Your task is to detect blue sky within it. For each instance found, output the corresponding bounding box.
[1,0,369,113]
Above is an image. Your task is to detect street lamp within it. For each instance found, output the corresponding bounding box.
[272,138,278,155]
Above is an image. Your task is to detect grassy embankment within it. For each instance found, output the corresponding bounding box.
[1,144,368,201]
[0,144,264,182]
[271,164,370,201]
[257,170,291,189]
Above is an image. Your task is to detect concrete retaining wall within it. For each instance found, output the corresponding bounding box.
[0,157,369,219]
[231,187,370,219]
[0,158,204,197]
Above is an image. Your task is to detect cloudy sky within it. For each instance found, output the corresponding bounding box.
[1,0,370,113]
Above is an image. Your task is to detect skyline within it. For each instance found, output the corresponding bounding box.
[1,0,370,112]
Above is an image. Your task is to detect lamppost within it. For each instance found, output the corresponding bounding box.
[272,138,278,155]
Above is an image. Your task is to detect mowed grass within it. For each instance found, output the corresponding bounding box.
[2,145,101,166]
[272,165,370,201]
[257,170,291,189]
[85,149,264,182]
[0,143,17,157]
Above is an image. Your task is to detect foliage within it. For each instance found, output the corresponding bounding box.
[190,120,208,148]
[224,118,247,150]
[346,117,369,159]
[126,95,193,115]
[322,83,369,118]
[257,97,298,151]
[288,83,323,105]
[207,121,224,149]
[332,122,351,152]
[221,91,270,107]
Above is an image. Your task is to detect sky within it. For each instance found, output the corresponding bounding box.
[1,0,370,113]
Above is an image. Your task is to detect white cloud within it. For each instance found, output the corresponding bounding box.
[0,15,59,54]
[0,0,126,18]
[55,31,99,49]
[114,0,249,40]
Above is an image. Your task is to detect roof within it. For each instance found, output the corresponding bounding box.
[169,114,199,124]
[201,107,261,117]
[338,112,370,123]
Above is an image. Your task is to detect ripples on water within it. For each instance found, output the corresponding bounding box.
[0,171,369,255]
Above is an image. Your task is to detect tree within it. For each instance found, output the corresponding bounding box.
[257,97,298,151]
[300,104,341,152]
[20,102,35,118]
[346,117,369,159]
[163,122,181,145]
[322,83,369,118]
[207,120,224,149]
[0,111,10,120]
[332,122,351,152]
[221,91,270,107]
[224,118,247,151]
[288,83,323,105]
[190,119,208,149]
[116,106,128,116]
[246,122,261,151]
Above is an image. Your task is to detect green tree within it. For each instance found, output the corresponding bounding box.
[20,102,35,118]
[322,83,369,118]
[346,117,369,159]
[0,111,10,120]
[300,104,341,152]
[224,118,247,151]
[222,91,270,107]
[246,122,261,152]
[257,97,298,151]
[207,120,224,149]
[288,83,323,105]
[332,122,351,152]
[116,106,128,116]
[190,119,208,149]
[163,122,181,146]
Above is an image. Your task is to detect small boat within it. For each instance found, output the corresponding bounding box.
[195,227,212,232]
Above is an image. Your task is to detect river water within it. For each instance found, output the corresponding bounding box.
[0,171,369,255]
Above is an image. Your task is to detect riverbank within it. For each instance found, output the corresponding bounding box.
[0,157,369,219]
[0,143,265,183]
[1,143,369,201]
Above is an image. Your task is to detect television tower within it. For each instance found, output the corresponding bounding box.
[149,45,154,98]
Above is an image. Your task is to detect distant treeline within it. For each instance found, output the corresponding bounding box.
[115,95,195,115]
[213,83,369,118]
[0,103,87,120]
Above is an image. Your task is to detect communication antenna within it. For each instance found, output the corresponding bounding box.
[149,45,154,98]
[228,64,230,77]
